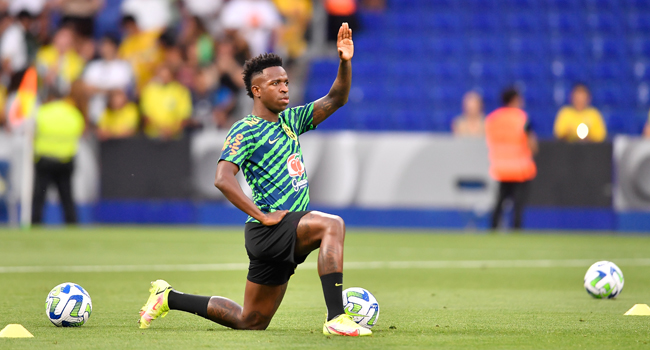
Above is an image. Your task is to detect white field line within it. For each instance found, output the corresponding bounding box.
[1,258,650,274]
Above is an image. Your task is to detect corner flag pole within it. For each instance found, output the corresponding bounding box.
[8,67,38,230]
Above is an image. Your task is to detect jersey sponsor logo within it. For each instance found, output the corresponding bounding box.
[223,134,244,156]
[287,154,305,177]
[287,153,308,191]
[282,123,297,141]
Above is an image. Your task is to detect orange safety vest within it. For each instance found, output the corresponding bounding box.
[485,107,537,182]
[325,0,356,16]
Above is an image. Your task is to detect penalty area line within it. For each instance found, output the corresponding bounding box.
[1,258,650,274]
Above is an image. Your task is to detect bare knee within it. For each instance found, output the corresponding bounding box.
[323,215,345,240]
[239,313,271,330]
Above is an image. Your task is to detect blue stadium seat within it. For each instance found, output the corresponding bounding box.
[550,37,588,59]
[506,14,545,34]
[626,0,650,10]
[511,62,551,81]
[591,37,626,60]
[557,62,589,81]
[465,13,502,33]
[422,13,463,34]
[425,63,465,82]
[628,14,650,32]
[425,37,466,59]
[354,35,385,55]
[630,37,650,57]
[591,62,630,80]
[585,0,622,11]
[468,37,506,58]
[548,13,586,35]
[509,37,547,59]
[587,14,623,34]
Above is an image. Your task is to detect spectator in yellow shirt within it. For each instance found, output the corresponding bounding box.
[97,89,139,140]
[553,84,607,142]
[36,26,86,94]
[140,65,192,140]
[118,15,164,94]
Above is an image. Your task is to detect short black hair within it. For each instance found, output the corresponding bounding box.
[501,87,520,106]
[121,15,136,27]
[572,82,590,93]
[16,10,34,21]
[101,35,120,47]
[242,53,283,98]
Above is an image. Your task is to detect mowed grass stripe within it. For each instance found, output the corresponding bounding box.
[2,258,650,274]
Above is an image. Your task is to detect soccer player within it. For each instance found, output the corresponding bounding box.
[138,23,369,337]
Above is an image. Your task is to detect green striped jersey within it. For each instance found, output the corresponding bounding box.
[219,103,316,223]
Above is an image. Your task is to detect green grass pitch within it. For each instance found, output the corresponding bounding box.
[1,227,650,349]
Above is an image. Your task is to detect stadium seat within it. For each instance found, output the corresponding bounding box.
[549,37,588,59]
[626,0,650,10]
[465,13,502,33]
[591,37,626,60]
[548,13,586,35]
[587,14,623,34]
[506,14,545,34]
[422,13,463,34]
[627,13,650,32]
[508,37,548,59]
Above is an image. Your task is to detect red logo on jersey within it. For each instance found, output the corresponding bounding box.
[287,154,305,177]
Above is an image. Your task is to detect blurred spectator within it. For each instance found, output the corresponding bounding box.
[158,31,195,88]
[182,0,222,36]
[118,15,164,94]
[8,0,45,17]
[325,0,358,42]
[178,15,214,67]
[36,26,85,95]
[121,0,171,31]
[273,0,312,61]
[140,65,192,139]
[32,88,85,224]
[96,89,138,140]
[188,69,218,130]
[220,0,282,57]
[452,91,485,137]
[213,38,247,127]
[644,111,650,138]
[553,84,606,142]
[83,35,133,122]
[57,0,104,39]
[485,88,537,230]
[1,10,36,93]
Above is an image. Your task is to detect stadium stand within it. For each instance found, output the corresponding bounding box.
[306,0,650,136]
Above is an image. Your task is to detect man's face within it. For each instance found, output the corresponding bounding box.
[100,39,117,60]
[571,87,590,111]
[252,66,290,114]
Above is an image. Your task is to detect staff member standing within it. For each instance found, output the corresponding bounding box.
[32,89,85,224]
[485,88,537,230]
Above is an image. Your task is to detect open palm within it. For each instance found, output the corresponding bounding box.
[337,22,354,61]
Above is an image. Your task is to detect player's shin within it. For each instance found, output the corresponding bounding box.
[167,290,211,318]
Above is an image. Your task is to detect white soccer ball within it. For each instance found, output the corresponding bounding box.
[584,261,624,299]
[342,287,379,329]
[46,282,92,327]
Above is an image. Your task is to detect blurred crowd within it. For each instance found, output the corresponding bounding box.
[0,0,383,142]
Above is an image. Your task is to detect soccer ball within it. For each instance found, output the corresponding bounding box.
[342,287,379,329]
[584,261,624,299]
[46,282,92,327]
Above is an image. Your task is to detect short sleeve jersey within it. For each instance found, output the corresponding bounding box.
[220,103,316,223]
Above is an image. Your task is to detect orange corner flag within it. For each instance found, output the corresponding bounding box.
[8,67,37,128]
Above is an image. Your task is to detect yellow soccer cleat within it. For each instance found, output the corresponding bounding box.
[323,314,372,337]
[138,279,172,329]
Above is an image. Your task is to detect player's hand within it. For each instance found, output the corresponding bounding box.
[261,210,288,226]
[337,22,354,61]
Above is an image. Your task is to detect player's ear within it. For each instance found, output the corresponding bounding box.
[251,85,261,98]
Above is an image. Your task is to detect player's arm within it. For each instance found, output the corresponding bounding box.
[214,160,287,226]
[312,23,354,127]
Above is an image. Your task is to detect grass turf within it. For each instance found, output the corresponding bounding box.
[0,227,649,349]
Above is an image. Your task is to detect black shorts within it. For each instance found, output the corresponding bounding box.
[244,211,311,286]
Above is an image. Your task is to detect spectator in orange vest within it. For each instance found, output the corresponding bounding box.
[485,88,538,230]
[325,0,358,42]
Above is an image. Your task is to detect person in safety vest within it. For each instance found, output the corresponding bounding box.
[32,88,85,224]
[485,88,537,230]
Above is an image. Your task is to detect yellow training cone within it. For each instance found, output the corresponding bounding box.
[0,324,34,338]
[624,304,650,316]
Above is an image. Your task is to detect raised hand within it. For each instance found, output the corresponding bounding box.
[337,22,354,61]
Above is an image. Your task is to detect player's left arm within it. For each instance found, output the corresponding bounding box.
[312,23,353,127]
